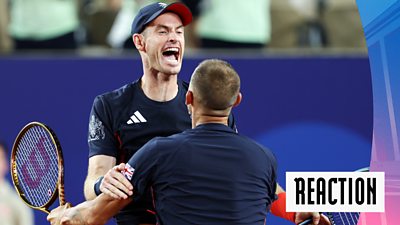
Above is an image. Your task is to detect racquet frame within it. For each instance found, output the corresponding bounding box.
[10,121,65,214]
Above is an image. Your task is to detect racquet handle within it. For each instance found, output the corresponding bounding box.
[59,183,66,205]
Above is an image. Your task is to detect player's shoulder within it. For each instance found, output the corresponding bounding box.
[236,134,276,160]
[98,80,138,101]
[93,80,140,107]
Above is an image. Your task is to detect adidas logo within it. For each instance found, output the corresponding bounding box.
[127,111,147,124]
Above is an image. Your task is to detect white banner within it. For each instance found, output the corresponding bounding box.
[286,172,385,212]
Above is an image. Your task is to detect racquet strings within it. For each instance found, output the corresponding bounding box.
[14,125,60,208]
[328,212,360,225]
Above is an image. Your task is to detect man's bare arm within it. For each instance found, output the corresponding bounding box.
[84,155,116,200]
[47,194,132,225]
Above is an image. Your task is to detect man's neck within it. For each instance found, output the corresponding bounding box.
[192,113,229,128]
[141,71,178,102]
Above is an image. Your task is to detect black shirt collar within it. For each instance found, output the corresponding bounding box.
[194,123,234,133]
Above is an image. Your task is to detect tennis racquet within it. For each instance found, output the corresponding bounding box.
[299,167,370,225]
[10,122,66,214]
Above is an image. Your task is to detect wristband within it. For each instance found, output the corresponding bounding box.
[94,176,104,196]
[270,192,296,223]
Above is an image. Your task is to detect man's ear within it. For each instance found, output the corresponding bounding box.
[185,90,193,106]
[133,34,145,51]
[233,92,242,107]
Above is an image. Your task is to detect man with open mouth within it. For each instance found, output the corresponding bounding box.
[82,2,237,225]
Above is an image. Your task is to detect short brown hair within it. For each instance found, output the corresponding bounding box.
[190,59,240,110]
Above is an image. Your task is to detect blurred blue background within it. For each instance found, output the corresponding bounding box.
[0,54,372,225]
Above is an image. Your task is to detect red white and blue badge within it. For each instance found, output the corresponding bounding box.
[122,163,135,181]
